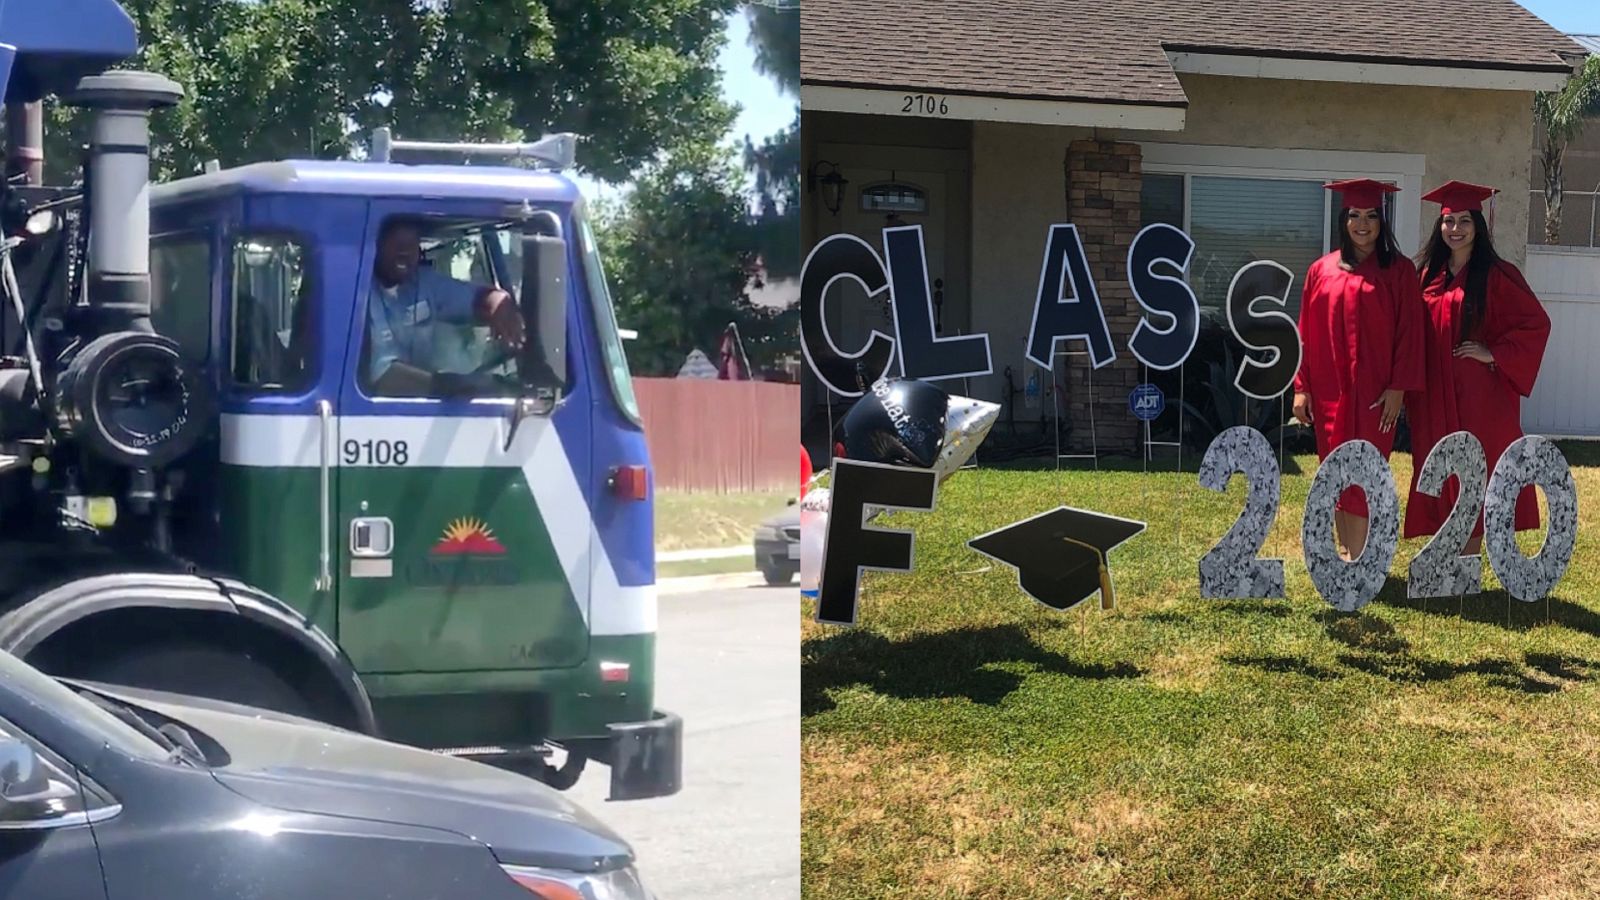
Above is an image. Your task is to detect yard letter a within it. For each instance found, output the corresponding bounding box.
[1025,224,1116,370]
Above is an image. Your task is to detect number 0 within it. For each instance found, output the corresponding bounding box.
[1484,435,1578,603]
[1302,440,1400,612]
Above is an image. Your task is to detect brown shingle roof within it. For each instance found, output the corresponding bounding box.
[801,0,1585,107]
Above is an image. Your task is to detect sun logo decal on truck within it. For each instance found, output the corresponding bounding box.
[434,517,507,555]
[407,516,520,587]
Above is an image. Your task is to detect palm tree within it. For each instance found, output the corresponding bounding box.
[1536,54,1600,244]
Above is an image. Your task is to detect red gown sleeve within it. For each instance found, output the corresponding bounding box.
[1387,259,1426,393]
[1484,262,1551,398]
[1294,261,1319,396]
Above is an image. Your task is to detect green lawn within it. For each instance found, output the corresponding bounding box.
[802,442,1600,899]
[654,489,792,552]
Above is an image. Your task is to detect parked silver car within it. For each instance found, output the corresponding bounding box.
[753,502,801,585]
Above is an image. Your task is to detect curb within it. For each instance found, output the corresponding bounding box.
[658,571,771,595]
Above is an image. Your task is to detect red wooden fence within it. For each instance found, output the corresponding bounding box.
[634,377,799,493]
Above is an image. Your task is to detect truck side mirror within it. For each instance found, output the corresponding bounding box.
[518,214,569,393]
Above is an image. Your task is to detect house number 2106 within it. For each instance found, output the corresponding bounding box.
[901,94,949,115]
[1196,426,1578,611]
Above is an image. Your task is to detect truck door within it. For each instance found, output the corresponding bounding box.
[215,197,348,640]
[333,200,592,675]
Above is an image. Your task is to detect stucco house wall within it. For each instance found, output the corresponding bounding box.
[961,75,1537,416]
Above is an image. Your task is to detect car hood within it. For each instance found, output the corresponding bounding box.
[761,504,800,529]
[79,682,633,871]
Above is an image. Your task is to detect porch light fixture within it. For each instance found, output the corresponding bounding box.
[807,160,848,216]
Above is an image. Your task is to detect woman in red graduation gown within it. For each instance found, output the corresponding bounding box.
[1403,181,1551,550]
[1293,179,1427,560]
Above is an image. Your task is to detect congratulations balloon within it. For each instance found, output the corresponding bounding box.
[836,378,949,468]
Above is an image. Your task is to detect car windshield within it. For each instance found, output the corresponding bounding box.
[0,651,169,762]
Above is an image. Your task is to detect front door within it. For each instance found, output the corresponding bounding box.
[333,199,592,675]
[836,166,953,382]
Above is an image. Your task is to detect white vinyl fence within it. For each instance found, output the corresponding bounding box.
[1523,246,1600,438]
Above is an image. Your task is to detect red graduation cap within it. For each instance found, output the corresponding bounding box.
[1422,180,1498,215]
[1324,178,1401,210]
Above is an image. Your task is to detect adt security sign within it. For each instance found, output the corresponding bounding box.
[1129,384,1164,421]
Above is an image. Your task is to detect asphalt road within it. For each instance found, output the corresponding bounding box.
[569,578,800,900]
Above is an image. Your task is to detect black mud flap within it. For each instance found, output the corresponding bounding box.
[607,709,682,801]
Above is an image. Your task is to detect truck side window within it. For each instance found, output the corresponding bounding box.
[150,233,211,363]
[361,215,537,398]
[231,234,313,391]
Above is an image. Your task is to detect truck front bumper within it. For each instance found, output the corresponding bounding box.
[605,709,682,800]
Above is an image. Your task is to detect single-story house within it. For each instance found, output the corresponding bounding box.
[800,0,1587,458]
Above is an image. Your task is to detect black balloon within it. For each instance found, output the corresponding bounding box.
[837,378,949,468]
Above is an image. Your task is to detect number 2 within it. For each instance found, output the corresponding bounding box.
[1408,431,1486,599]
[1197,426,1285,598]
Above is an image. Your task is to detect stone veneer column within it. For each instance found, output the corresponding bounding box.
[1061,138,1143,456]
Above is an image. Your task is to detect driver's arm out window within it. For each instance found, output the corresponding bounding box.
[364,217,533,398]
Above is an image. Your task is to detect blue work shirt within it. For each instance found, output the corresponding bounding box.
[366,266,482,380]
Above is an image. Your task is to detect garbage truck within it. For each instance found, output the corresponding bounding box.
[0,0,679,801]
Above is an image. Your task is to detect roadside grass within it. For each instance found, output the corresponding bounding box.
[657,554,755,580]
[802,442,1600,899]
[654,489,792,552]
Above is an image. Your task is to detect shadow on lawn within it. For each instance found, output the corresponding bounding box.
[1379,587,1600,638]
[1225,607,1600,694]
[801,623,1142,715]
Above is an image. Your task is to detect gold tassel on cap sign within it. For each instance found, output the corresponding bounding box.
[1063,535,1116,610]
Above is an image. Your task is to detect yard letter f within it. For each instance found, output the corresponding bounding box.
[815,460,938,627]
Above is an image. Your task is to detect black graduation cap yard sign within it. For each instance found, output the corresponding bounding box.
[968,506,1146,612]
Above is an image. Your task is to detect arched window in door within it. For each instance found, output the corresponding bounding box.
[860,181,927,215]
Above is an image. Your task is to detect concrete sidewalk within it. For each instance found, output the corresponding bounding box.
[658,570,768,595]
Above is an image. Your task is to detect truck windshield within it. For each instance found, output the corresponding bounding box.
[0,651,167,762]
[574,209,641,424]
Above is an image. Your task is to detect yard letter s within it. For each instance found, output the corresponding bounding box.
[1126,224,1200,371]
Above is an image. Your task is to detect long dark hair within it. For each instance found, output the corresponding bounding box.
[1415,210,1501,340]
[1338,206,1400,269]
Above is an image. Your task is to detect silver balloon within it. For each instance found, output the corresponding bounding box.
[804,394,999,524]
[930,395,1000,484]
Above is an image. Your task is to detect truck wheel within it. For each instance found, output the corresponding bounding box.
[761,564,795,586]
[72,639,313,720]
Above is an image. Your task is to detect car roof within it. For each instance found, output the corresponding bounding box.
[151,159,584,207]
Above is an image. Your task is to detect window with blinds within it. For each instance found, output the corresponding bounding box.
[1188,176,1324,320]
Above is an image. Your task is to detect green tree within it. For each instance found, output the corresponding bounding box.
[741,1,799,280]
[42,0,739,185]
[595,139,795,376]
[1535,53,1600,244]
[745,0,798,91]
